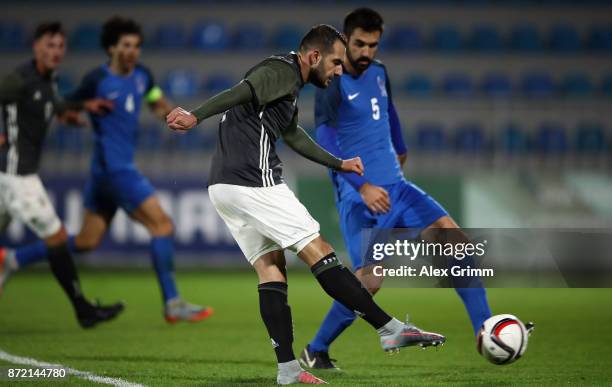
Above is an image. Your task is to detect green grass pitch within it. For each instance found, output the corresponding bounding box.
[1,270,611,386]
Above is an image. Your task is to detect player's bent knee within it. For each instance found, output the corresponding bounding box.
[149,215,174,237]
[44,226,68,247]
[74,235,101,252]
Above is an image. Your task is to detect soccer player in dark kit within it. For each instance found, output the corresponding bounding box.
[167,24,445,385]
[0,21,123,328]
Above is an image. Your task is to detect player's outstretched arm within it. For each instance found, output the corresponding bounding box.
[167,81,253,131]
[281,119,363,175]
[148,96,174,120]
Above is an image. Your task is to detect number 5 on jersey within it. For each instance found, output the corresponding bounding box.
[370,97,380,120]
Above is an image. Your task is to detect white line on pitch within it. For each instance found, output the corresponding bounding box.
[0,349,145,386]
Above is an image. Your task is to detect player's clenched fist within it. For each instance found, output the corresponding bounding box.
[340,157,364,176]
[166,107,197,131]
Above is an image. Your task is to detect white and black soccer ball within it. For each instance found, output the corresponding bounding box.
[477,314,528,365]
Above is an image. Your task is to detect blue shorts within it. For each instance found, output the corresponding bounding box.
[337,180,448,271]
[83,168,155,216]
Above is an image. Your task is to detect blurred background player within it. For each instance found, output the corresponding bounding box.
[0,21,124,328]
[300,8,492,370]
[1,17,213,324]
[167,24,445,385]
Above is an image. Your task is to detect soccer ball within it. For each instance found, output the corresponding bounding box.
[477,314,528,365]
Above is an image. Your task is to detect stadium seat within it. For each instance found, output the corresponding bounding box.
[536,123,567,154]
[432,25,463,51]
[481,73,513,98]
[549,24,582,52]
[162,70,198,98]
[0,21,26,50]
[510,24,543,51]
[470,24,503,51]
[454,124,486,154]
[521,72,555,98]
[415,123,447,152]
[404,74,434,97]
[601,74,612,97]
[561,73,594,97]
[575,123,606,153]
[202,74,234,95]
[232,24,266,50]
[70,23,101,51]
[442,73,474,98]
[389,25,423,51]
[192,21,229,51]
[271,25,301,51]
[587,24,612,51]
[500,125,529,154]
[154,23,187,49]
[57,73,75,97]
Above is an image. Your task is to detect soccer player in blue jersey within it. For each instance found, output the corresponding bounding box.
[1,17,212,323]
[299,8,492,369]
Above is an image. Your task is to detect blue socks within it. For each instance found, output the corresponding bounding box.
[309,300,356,353]
[14,240,48,268]
[455,287,491,335]
[150,236,179,303]
[450,255,492,334]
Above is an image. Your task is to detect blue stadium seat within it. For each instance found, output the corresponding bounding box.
[404,74,434,98]
[232,24,266,50]
[442,73,474,98]
[71,23,101,51]
[575,123,606,153]
[510,24,543,51]
[549,24,582,52]
[432,25,463,51]
[0,21,26,50]
[162,70,198,98]
[271,25,301,51]
[202,74,234,95]
[154,23,186,49]
[536,123,567,154]
[192,21,229,51]
[601,74,612,97]
[454,124,486,154]
[500,125,529,154]
[390,25,423,51]
[521,72,555,98]
[561,73,594,97]
[470,24,503,51]
[415,123,447,152]
[587,24,612,51]
[481,73,513,98]
[57,73,75,97]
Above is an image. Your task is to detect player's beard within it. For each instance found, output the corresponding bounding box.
[348,53,371,74]
[308,62,329,88]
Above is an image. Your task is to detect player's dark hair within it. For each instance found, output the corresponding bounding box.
[299,24,346,54]
[343,7,384,37]
[33,21,64,41]
[101,16,142,53]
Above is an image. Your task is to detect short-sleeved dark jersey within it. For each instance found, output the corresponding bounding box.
[0,60,64,175]
[208,52,303,187]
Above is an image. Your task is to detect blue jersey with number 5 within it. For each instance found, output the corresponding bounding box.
[68,64,157,173]
[315,61,403,199]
